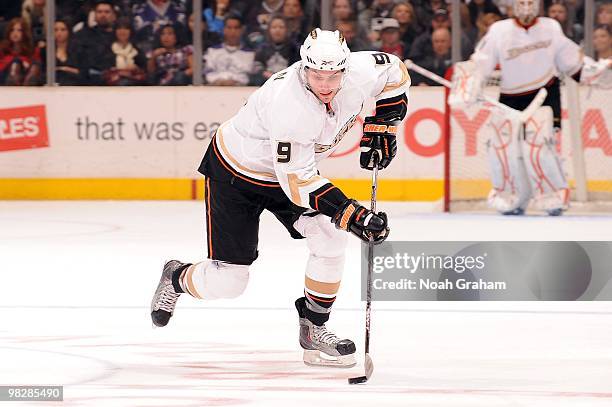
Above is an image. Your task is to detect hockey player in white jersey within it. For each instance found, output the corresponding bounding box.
[150,29,410,367]
[451,0,600,215]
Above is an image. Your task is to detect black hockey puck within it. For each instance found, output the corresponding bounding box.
[348,375,368,385]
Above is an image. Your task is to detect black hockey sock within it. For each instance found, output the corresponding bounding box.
[295,295,334,326]
[171,263,192,293]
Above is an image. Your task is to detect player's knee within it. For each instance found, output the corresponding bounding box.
[212,263,249,298]
[191,261,249,299]
[295,214,348,258]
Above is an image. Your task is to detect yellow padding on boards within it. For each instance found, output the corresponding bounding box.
[0,178,444,201]
[196,179,443,201]
[0,179,196,200]
[1,178,610,200]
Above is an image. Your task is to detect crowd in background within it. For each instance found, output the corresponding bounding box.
[0,0,610,86]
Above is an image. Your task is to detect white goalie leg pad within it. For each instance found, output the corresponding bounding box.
[449,59,484,107]
[294,214,347,285]
[184,260,249,300]
[521,106,570,212]
[486,111,532,213]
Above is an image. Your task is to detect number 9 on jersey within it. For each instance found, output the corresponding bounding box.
[277,142,292,163]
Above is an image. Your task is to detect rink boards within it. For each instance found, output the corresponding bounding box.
[0,86,610,200]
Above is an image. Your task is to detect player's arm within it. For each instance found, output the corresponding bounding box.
[549,21,609,87]
[360,52,410,170]
[449,25,500,107]
[270,133,389,243]
[470,26,500,79]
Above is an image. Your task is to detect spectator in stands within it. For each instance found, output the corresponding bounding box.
[391,2,421,51]
[408,9,473,62]
[252,15,299,85]
[104,17,147,85]
[476,12,502,41]
[0,17,41,85]
[547,0,583,43]
[413,0,447,32]
[332,0,357,26]
[300,0,321,32]
[203,0,231,36]
[187,12,222,53]
[360,0,396,23]
[204,15,254,86]
[451,1,479,46]
[72,0,117,85]
[282,0,309,44]
[378,18,405,58]
[0,2,22,24]
[55,0,93,32]
[412,27,451,86]
[492,0,512,17]
[593,24,612,60]
[596,2,612,26]
[468,0,502,28]
[359,0,397,44]
[133,0,187,54]
[336,19,372,51]
[21,0,46,48]
[245,0,286,48]
[47,19,80,85]
[147,23,193,85]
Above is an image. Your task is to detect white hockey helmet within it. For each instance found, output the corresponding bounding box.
[513,0,540,24]
[300,28,350,72]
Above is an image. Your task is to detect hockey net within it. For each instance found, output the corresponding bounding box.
[445,71,612,213]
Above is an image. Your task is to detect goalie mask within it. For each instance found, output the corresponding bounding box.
[300,29,351,100]
[513,0,540,25]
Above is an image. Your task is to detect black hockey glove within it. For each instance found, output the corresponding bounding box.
[332,199,389,244]
[359,117,398,170]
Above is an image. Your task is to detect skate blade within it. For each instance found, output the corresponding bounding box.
[303,350,356,368]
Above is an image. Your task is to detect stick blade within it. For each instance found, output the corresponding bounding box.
[347,354,374,385]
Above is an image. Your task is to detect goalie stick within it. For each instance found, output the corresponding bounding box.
[404,60,547,123]
[348,153,379,385]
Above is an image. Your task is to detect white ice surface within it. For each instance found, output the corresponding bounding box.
[1,201,611,406]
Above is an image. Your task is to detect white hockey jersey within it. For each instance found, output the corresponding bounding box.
[473,17,582,94]
[213,51,410,209]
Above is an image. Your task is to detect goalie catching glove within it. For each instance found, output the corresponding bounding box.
[332,199,389,243]
[360,117,398,170]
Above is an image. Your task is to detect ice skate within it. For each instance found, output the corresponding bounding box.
[150,260,188,327]
[295,297,356,368]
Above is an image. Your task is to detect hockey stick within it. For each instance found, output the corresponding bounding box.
[348,153,378,385]
[404,60,547,123]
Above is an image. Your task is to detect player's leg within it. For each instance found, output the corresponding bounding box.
[497,82,569,216]
[294,213,355,367]
[486,109,532,215]
[270,201,356,367]
[521,82,569,215]
[520,106,569,215]
[150,178,263,327]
